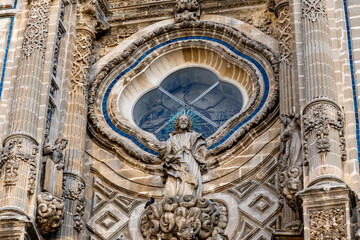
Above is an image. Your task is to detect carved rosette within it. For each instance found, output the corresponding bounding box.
[0,137,39,194]
[22,0,51,57]
[303,103,347,164]
[62,174,85,232]
[141,195,228,240]
[302,0,326,22]
[309,207,346,239]
[174,0,201,23]
[36,192,65,236]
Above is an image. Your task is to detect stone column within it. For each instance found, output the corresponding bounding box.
[298,0,355,239]
[274,0,303,237]
[55,1,96,239]
[0,0,51,223]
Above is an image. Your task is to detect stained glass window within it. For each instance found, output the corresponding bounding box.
[133,67,243,141]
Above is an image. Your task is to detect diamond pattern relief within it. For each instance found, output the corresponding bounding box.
[114,194,141,214]
[88,203,129,240]
[248,194,274,213]
[238,186,279,225]
[230,180,259,199]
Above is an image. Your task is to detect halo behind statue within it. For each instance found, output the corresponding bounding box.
[168,109,201,132]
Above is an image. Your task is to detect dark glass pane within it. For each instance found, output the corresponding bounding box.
[133,89,181,133]
[192,82,243,125]
[160,67,219,104]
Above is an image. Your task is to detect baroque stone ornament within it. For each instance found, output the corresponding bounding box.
[174,0,201,23]
[303,104,347,163]
[63,175,86,232]
[302,0,326,22]
[0,138,38,194]
[36,192,65,236]
[159,114,207,198]
[22,0,51,57]
[141,195,228,240]
[278,113,302,208]
[309,207,346,239]
[43,137,68,170]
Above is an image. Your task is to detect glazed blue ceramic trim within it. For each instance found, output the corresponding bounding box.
[343,0,360,161]
[0,0,17,10]
[0,17,14,99]
[102,36,270,155]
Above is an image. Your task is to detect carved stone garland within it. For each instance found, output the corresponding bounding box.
[309,207,346,239]
[62,175,85,232]
[303,104,346,164]
[0,138,38,194]
[36,192,65,236]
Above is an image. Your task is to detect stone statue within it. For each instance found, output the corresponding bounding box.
[159,114,207,198]
[43,137,68,197]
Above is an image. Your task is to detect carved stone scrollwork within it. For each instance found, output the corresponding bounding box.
[62,175,85,232]
[309,207,346,240]
[277,3,292,64]
[174,0,201,23]
[141,195,228,240]
[302,0,326,22]
[0,137,39,194]
[70,30,93,95]
[303,103,347,164]
[36,192,65,236]
[22,0,51,57]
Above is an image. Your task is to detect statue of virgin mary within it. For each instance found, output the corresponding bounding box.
[159,114,207,198]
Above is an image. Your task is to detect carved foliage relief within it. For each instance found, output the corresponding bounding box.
[302,0,326,22]
[0,138,38,194]
[309,207,346,240]
[303,104,346,163]
[278,4,292,63]
[174,0,201,23]
[22,0,51,57]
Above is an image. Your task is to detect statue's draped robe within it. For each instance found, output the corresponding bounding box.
[163,131,207,197]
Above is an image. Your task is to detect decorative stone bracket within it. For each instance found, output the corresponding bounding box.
[36,192,65,236]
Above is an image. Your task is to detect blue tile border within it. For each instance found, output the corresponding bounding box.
[343,0,360,162]
[0,17,14,100]
[102,36,270,155]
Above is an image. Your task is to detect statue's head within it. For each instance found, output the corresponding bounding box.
[174,114,192,132]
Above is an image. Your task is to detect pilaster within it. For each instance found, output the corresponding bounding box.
[56,0,97,238]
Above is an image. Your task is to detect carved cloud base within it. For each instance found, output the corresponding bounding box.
[140,195,228,240]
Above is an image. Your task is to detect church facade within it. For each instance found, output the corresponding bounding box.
[0,0,360,239]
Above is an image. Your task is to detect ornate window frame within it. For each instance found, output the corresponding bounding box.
[88,21,280,171]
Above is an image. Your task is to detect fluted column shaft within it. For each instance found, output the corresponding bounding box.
[0,0,51,216]
[56,3,96,238]
[301,0,346,183]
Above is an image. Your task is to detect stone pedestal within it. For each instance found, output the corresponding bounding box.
[298,179,356,240]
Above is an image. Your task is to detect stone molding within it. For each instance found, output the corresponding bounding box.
[88,20,279,168]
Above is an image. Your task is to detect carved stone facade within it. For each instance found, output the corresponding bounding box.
[0,0,360,239]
